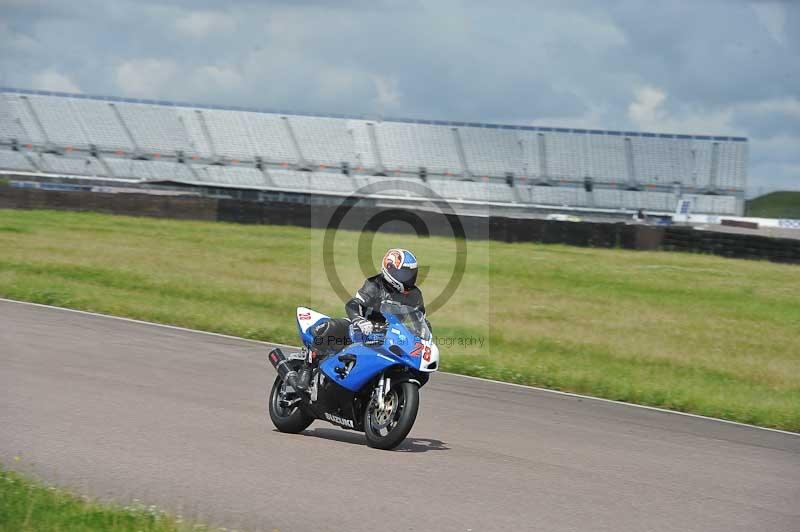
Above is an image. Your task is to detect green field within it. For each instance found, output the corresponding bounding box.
[746,191,800,218]
[1,208,799,431]
[0,464,200,532]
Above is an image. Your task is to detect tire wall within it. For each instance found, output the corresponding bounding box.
[2,187,798,264]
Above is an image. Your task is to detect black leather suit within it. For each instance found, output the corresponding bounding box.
[345,274,426,322]
[311,274,426,354]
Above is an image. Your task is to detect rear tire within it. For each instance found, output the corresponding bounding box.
[269,375,314,433]
[364,381,419,450]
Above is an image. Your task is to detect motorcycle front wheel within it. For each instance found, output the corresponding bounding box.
[364,381,419,450]
[268,375,314,433]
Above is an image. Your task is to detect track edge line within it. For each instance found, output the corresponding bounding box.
[2,296,796,437]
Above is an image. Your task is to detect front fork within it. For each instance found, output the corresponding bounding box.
[375,373,391,411]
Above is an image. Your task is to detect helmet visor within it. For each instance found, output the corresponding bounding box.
[391,266,418,289]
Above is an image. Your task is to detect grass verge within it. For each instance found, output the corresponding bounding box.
[0,464,201,532]
[1,208,799,431]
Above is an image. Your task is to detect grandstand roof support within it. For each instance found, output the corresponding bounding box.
[708,142,720,193]
[258,164,276,188]
[72,100,96,152]
[451,127,470,178]
[366,122,386,175]
[537,133,549,185]
[183,160,201,181]
[624,137,639,190]
[95,153,115,178]
[109,103,141,157]
[510,183,524,203]
[21,146,41,172]
[281,117,309,170]
[194,110,219,162]
[19,95,52,151]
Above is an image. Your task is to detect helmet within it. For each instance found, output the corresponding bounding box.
[381,248,418,292]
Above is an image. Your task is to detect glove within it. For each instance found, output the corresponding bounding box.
[353,318,373,335]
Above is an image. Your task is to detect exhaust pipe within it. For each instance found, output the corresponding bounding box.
[268,348,294,380]
[267,348,309,390]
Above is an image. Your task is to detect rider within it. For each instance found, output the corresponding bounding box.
[346,248,425,335]
[289,248,427,390]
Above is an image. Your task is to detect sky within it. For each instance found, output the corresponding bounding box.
[1,0,797,195]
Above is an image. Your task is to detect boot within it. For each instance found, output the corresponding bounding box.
[286,348,316,391]
[286,365,311,391]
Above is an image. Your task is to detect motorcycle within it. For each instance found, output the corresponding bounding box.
[267,301,439,450]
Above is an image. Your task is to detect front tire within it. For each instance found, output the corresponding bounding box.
[364,381,419,450]
[269,375,314,433]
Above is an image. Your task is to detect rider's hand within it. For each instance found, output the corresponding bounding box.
[353,318,373,335]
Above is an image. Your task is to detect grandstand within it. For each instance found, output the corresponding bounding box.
[0,88,747,215]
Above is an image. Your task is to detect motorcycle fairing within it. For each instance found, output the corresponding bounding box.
[304,372,364,430]
[381,312,440,372]
[296,306,330,348]
[317,311,438,391]
[319,343,398,392]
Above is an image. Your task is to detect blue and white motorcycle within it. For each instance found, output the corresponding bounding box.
[267,301,439,450]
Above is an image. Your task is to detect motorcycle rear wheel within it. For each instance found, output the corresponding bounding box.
[269,375,314,433]
[364,381,419,450]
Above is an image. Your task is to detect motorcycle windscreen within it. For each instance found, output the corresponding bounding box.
[379,301,431,341]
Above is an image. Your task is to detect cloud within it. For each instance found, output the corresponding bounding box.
[731,98,800,139]
[751,2,788,46]
[0,0,55,7]
[749,162,800,195]
[1,0,798,192]
[628,86,668,129]
[0,22,39,54]
[627,85,738,136]
[372,75,401,109]
[314,67,356,96]
[30,70,81,92]
[114,58,178,98]
[175,10,236,39]
[194,65,243,91]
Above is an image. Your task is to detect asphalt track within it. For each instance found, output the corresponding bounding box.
[1,299,798,532]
